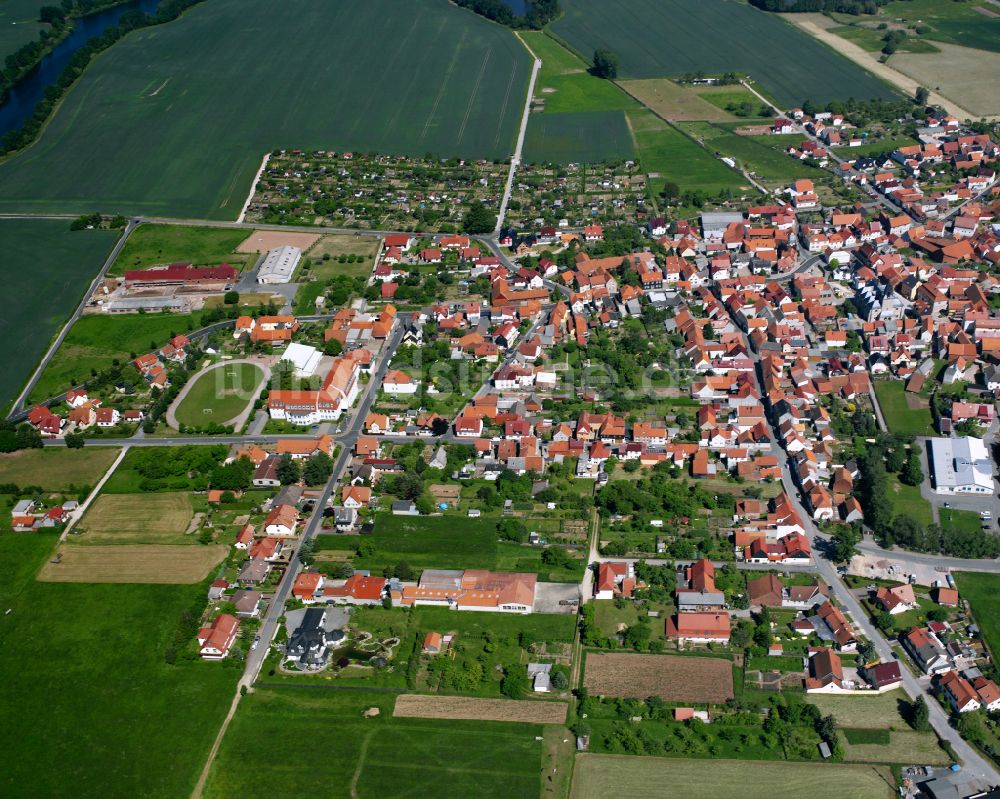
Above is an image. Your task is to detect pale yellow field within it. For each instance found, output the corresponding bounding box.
[618,79,734,122]
[236,229,321,253]
[77,493,194,545]
[38,544,227,583]
[891,42,1000,118]
[393,694,568,724]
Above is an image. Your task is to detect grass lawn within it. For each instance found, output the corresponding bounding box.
[694,84,767,112]
[0,446,120,490]
[550,0,897,107]
[745,655,804,672]
[523,109,635,164]
[520,32,638,115]
[172,361,265,427]
[111,223,253,276]
[30,312,199,403]
[0,0,531,218]
[807,691,911,729]
[940,508,984,535]
[628,110,745,196]
[678,121,818,182]
[306,235,381,278]
[841,729,949,765]
[0,531,237,798]
[827,23,940,54]
[873,380,935,436]
[0,220,117,411]
[886,474,933,527]
[570,754,895,799]
[955,573,1000,660]
[355,512,586,582]
[843,727,890,744]
[833,135,920,158]
[204,687,547,799]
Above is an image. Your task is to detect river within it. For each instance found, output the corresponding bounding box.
[0,0,161,139]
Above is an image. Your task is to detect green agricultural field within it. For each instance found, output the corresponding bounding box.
[570,754,894,799]
[76,492,195,546]
[884,0,1000,52]
[955,573,1000,660]
[550,0,896,107]
[172,362,265,428]
[0,0,46,62]
[203,687,546,799]
[30,312,198,403]
[874,380,935,437]
[111,223,253,275]
[522,109,635,164]
[354,512,585,582]
[0,0,531,218]
[522,32,637,115]
[0,446,120,490]
[0,531,237,798]
[0,220,117,410]
[628,110,746,196]
[677,121,819,182]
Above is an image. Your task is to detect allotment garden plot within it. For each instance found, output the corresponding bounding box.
[584,652,734,702]
[393,694,568,724]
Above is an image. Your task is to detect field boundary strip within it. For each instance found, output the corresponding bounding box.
[393,693,569,724]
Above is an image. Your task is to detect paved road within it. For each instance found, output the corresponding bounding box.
[9,220,137,417]
[717,284,1000,786]
[496,39,541,235]
[192,317,407,797]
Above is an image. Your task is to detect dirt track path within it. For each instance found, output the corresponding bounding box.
[784,16,986,121]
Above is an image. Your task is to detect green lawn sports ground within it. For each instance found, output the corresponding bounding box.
[173,361,264,427]
[203,687,546,799]
[0,531,237,798]
[550,0,897,108]
[111,223,253,275]
[0,446,120,489]
[29,311,198,403]
[570,754,894,799]
[0,0,531,218]
[0,220,117,410]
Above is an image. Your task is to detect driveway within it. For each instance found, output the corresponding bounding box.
[533,582,580,614]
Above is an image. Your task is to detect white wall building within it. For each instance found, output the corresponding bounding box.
[929,436,994,495]
[257,246,302,284]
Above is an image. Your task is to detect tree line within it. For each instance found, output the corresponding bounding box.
[453,0,559,30]
[749,0,888,14]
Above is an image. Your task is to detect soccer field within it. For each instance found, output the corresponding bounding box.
[0,0,531,218]
[173,362,265,428]
[550,0,897,107]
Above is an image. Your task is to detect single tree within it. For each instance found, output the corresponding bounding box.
[277,453,300,485]
[915,86,929,106]
[462,200,496,234]
[591,48,619,79]
[911,695,930,731]
[64,431,86,449]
